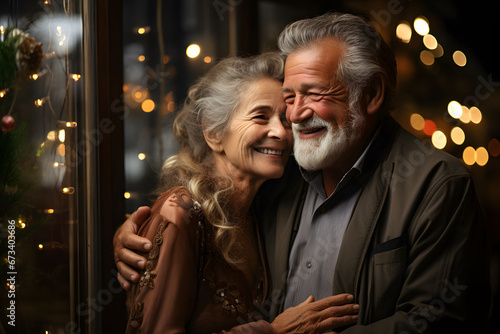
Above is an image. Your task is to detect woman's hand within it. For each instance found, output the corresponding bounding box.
[270,294,359,334]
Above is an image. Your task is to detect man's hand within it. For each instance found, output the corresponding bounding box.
[113,206,152,290]
[271,294,359,334]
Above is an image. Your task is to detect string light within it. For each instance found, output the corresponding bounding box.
[58,129,65,142]
[46,130,57,141]
[71,74,81,81]
[44,209,55,214]
[35,98,47,107]
[186,44,201,58]
[0,26,4,42]
[53,162,66,168]
[138,153,146,160]
[414,17,430,36]
[124,192,131,199]
[57,120,77,127]
[0,90,6,98]
[61,187,75,194]
[38,244,44,250]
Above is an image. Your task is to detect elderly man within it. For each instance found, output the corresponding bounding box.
[114,13,490,333]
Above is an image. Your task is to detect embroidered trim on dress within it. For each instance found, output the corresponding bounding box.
[139,222,167,289]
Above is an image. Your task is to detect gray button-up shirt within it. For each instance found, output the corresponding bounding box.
[283,138,375,309]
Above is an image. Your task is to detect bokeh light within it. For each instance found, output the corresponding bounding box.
[476,147,489,166]
[141,99,155,112]
[462,146,476,166]
[453,50,467,67]
[420,50,435,66]
[488,138,500,157]
[396,21,412,43]
[423,34,438,50]
[450,127,465,145]
[470,106,482,124]
[186,44,201,58]
[410,113,425,131]
[414,17,430,36]
[423,120,436,136]
[447,101,462,119]
[459,106,471,123]
[432,130,447,149]
[138,153,146,160]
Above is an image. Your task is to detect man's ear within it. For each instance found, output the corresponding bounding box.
[366,75,385,115]
[204,131,223,153]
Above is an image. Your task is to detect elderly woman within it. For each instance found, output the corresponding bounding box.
[124,53,358,333]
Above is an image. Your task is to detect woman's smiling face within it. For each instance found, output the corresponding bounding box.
[214,77,292,183]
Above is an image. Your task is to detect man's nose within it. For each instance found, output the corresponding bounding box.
[287,95,313,124]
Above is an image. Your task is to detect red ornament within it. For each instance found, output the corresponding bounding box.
[1,115,15,132]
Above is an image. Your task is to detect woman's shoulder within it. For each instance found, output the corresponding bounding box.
[139,186,204,238]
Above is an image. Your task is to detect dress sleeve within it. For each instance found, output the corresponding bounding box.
[126,192,200,334]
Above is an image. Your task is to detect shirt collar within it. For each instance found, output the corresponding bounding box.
[299,125,382,195]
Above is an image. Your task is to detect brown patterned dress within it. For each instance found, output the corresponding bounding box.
[125,186,273,333]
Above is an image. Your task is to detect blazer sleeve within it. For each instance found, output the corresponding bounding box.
[126,194,199,334]
[343,174,491,333]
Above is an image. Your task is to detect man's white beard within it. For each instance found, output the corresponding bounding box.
[292,106,366,171]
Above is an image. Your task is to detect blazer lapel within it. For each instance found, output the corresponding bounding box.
[332,117,399,296]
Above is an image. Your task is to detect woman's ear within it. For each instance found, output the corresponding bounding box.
[204,131,223,153]
[366,75,385,115]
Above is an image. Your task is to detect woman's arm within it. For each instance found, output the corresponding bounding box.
[126,194,199,334]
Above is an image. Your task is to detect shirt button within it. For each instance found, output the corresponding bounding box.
[306,261,312,269]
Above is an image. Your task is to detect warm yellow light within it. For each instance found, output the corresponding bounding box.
[31,73,39,80]
[138,27,146,34]
[414,17,430,36]
[167,101,175,112]
[420,50,434,66]
[138,55,146,62]
[204,56,212,63]
[58,129,65,143]
[141,99,155,112]
[38,244,44,250]
[450,127,465,145]
[56,143,66,156]
[453,50,467,67]
[71,74,81,81]
[447,101,462,119]
[410,113,425,131]
[0,90,6,98]
[423,34,438,50]
[53,162,66,168]
[62,187,75,194]
[44,209,55,214]
[66,121,77,127]
[47,130,57,141]
[476,147,489,166]
[134,91,143,99]
[138,153,146,160]
[432,44,444,58]
[0,26,4,35]
[163,55,170,64]
[124,192,131,199]
[35,98,45,107]
[462,146,476,166]
[459,106,471,123]
[186,44,201,58]
[432,130,447,149]
[20,222,26,229]
[470,106,482,124]
[396,21,412,43]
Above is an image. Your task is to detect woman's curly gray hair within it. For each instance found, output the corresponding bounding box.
[160,52,284,267]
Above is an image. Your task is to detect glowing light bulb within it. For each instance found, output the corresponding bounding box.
[414,17,430,36]
[396,21,412,43]
[186,44,201,58]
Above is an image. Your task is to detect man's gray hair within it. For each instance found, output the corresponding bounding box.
[278,12,397,113]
